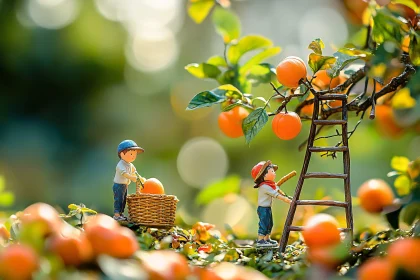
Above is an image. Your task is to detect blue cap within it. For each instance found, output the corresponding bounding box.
[117,140,144,157]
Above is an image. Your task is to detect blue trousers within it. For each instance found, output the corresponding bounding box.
[113,183,128,214]
[257,206,273,236]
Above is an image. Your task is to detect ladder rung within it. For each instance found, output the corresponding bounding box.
[309,146,348,152]
[318,94,347,100]
[289,226,351,232]
[313,120,347,125]
[296,200,348,207]
[304,172,348,179]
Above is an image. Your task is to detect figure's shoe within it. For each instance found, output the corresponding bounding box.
[120,213,129,221]
[266,239,278,245]
[113,215,126,221]
[256,239,272,247]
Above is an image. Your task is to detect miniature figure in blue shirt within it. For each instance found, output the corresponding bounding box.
[113,140,146,221]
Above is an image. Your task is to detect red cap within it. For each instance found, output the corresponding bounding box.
[251,160,278,182]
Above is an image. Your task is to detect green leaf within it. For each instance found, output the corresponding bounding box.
[409,32,420,66]
[196,175,241,205]
[222,101,242,112]
[242,108,268,145]
[217,84,243,99]
[227,35,273,64]
[298,84,310,102]
[212,6,241,43]
[327,52,359,78]
[394,175,411,196]
[392,0,420,13]
[391,156,410,172]
[0,192,14,207]
[372,9,404,44]
[252,97,269,107]
[402,203,420,226]
[187,91,225,110]
[240,47,281,75]
[406,65,420,95]
[81,207,98,215]
[188,0,215,24]
[338,47,372,60]
[68,204,79,210]
[308,53,336,74]
[308,38,325,55]
[247,64,273,85]
[185,63,221,79]
[391,88,416,109]
[207,55,227,67]
[384,204,403,229]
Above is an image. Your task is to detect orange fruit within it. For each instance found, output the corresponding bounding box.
[0,244,39,280]
[108,227,139,258]
[218,106,249,138]
[387,238,420,275]
[21,202,63,236]
[84,214,138,258]
[357,257,395,280]
[374,105,404,138]
[312,70,341,89]
[140,250,190,280]
[307,245,342,269]
[140,178,165,194]
[84,214,119,256]
[0,224,10,241]
[402,35,410,53]
[357,179,394,213]
[272,112,302,140]
[276,56,307,88]
[190,266,223,280]
[212,262,269,280]
[47,233,93,266]
[302,214,341,248]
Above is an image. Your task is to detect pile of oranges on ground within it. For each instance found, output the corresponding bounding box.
[0,203,140,279]
[0,202,271,280]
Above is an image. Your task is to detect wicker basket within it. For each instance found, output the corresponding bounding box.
[127,193,178,228]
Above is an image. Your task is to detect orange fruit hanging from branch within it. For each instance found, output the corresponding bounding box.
[141,178,165,194]
[276,56,307,88]
[272,112,302,140]
[357,179,394,213]
[218,106,249,138]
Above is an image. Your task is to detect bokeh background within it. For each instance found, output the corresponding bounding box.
[1,0,419,238]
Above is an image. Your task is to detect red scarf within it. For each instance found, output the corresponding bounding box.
[258,180,277,190]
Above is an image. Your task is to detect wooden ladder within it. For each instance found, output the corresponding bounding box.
[278,93,353,253]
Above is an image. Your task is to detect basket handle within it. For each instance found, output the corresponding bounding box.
[135,172,145,194]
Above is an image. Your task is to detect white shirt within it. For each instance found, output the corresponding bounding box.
[113,160,136,185]
[258,184,279,207]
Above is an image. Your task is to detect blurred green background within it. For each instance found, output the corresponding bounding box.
[0,0,419,237]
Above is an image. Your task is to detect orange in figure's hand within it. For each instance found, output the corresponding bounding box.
[302,213,341,248]
[357,179,394,213]
[276,56,307,88]
[272,112,302,140]
[141,178,165,194]
[218,106,249,138]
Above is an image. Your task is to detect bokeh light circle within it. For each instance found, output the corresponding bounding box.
[177,137,228,188]
[125,27,179,72]
[27,0,80,29]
